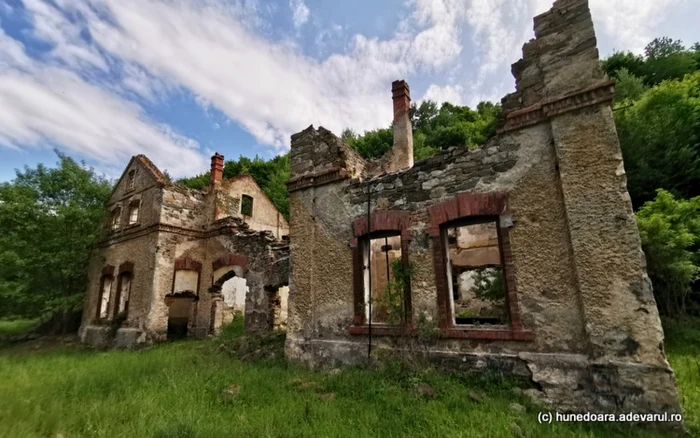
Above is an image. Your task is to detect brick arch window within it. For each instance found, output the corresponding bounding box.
[212,254,249,273]
[114,262,134,318]
[97,265,115,321]
[349,210,412,336]
[172,257,202,295]
[428,192,533,341]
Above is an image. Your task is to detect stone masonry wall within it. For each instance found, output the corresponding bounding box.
[286,0,680,419]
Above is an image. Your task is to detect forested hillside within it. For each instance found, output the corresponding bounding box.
[0,37,698,324]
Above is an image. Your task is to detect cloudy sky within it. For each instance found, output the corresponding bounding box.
[0,0,698,181]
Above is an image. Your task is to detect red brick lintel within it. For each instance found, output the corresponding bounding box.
[498,79,615,134]
[286,167,351,192]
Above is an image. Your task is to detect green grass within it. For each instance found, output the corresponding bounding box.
[0,318,38,336]
[0,317,694,438]
[662,317,700,436]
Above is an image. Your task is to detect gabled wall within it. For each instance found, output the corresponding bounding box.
[218,175,289,239]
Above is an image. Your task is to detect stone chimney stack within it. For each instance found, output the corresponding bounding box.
[390,80,414,171]
[210,153,224,190]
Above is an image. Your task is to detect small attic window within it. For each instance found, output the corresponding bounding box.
[241,195,253,217]
[126,170,136,192]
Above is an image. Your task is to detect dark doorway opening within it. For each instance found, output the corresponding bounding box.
[166,294,196,340]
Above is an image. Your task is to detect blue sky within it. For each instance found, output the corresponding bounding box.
[1,0,699,181]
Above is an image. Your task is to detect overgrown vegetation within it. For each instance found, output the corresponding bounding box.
[373,259,413,326]
[0,151,112,328]
[177,154,291,218]
[1,317,691,437]
[604,37,700,318]
[341,100,501,162]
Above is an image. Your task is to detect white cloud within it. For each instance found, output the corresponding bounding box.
[0,30,205,177]
[589,0,683,54]
[290,0,309,29]
[421,84,463,105]
[0,0,692,175]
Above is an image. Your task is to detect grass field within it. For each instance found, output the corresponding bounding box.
[0,317,697,438]
[0,318,38,336]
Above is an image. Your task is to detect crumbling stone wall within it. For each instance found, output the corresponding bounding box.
[220,175,290,239]
[80,154,290,348]
[285,0,680,418]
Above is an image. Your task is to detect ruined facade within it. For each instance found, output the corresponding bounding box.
[285,0,681,416]
[79,154,290,348]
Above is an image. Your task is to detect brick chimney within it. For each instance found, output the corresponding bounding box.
[210,153,224,190]
[390,80,414,171]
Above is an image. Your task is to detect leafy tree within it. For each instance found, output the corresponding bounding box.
[345,128,394,159]
[614,71,700,208]
[636,190,700,316]
[0,151,112,321]
[602,51,646,81]
[343,99,500,161]
[603,37,699,86]
[613,68,648,103]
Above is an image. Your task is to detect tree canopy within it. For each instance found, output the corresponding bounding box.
[341,100,500,162]
[0,151,112,319]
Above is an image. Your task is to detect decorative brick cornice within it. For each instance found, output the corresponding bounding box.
[499,79,615,133]
[174,257,202,272]
[286,167,351,193]
[212,254,248,272]
[427,192,507,236]
[352,210,412,241]
[96,222,254,247]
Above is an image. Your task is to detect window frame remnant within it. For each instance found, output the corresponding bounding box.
[114,261,134,318]
[241,194,253,217]
[350,210,412,336]
[442,217,508,327]
[96,265,115,322]
[126,169,136,192]
[361,232,405,326]
[171,257,202,296]
[428,192,533,341]
[128,200,140,225]
[110,206,121,231]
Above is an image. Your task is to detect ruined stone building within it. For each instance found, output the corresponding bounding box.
[285,0,681,415]
[79,153,290,347]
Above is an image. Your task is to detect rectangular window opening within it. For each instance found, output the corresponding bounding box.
[363,233,404,325]
[117,273,131,315]
[241,195,253,217]
[128,202,140,225]
[99,276,113,320]
[444,220,508,327]
[111,208,121,231]
[126,170,136,192]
